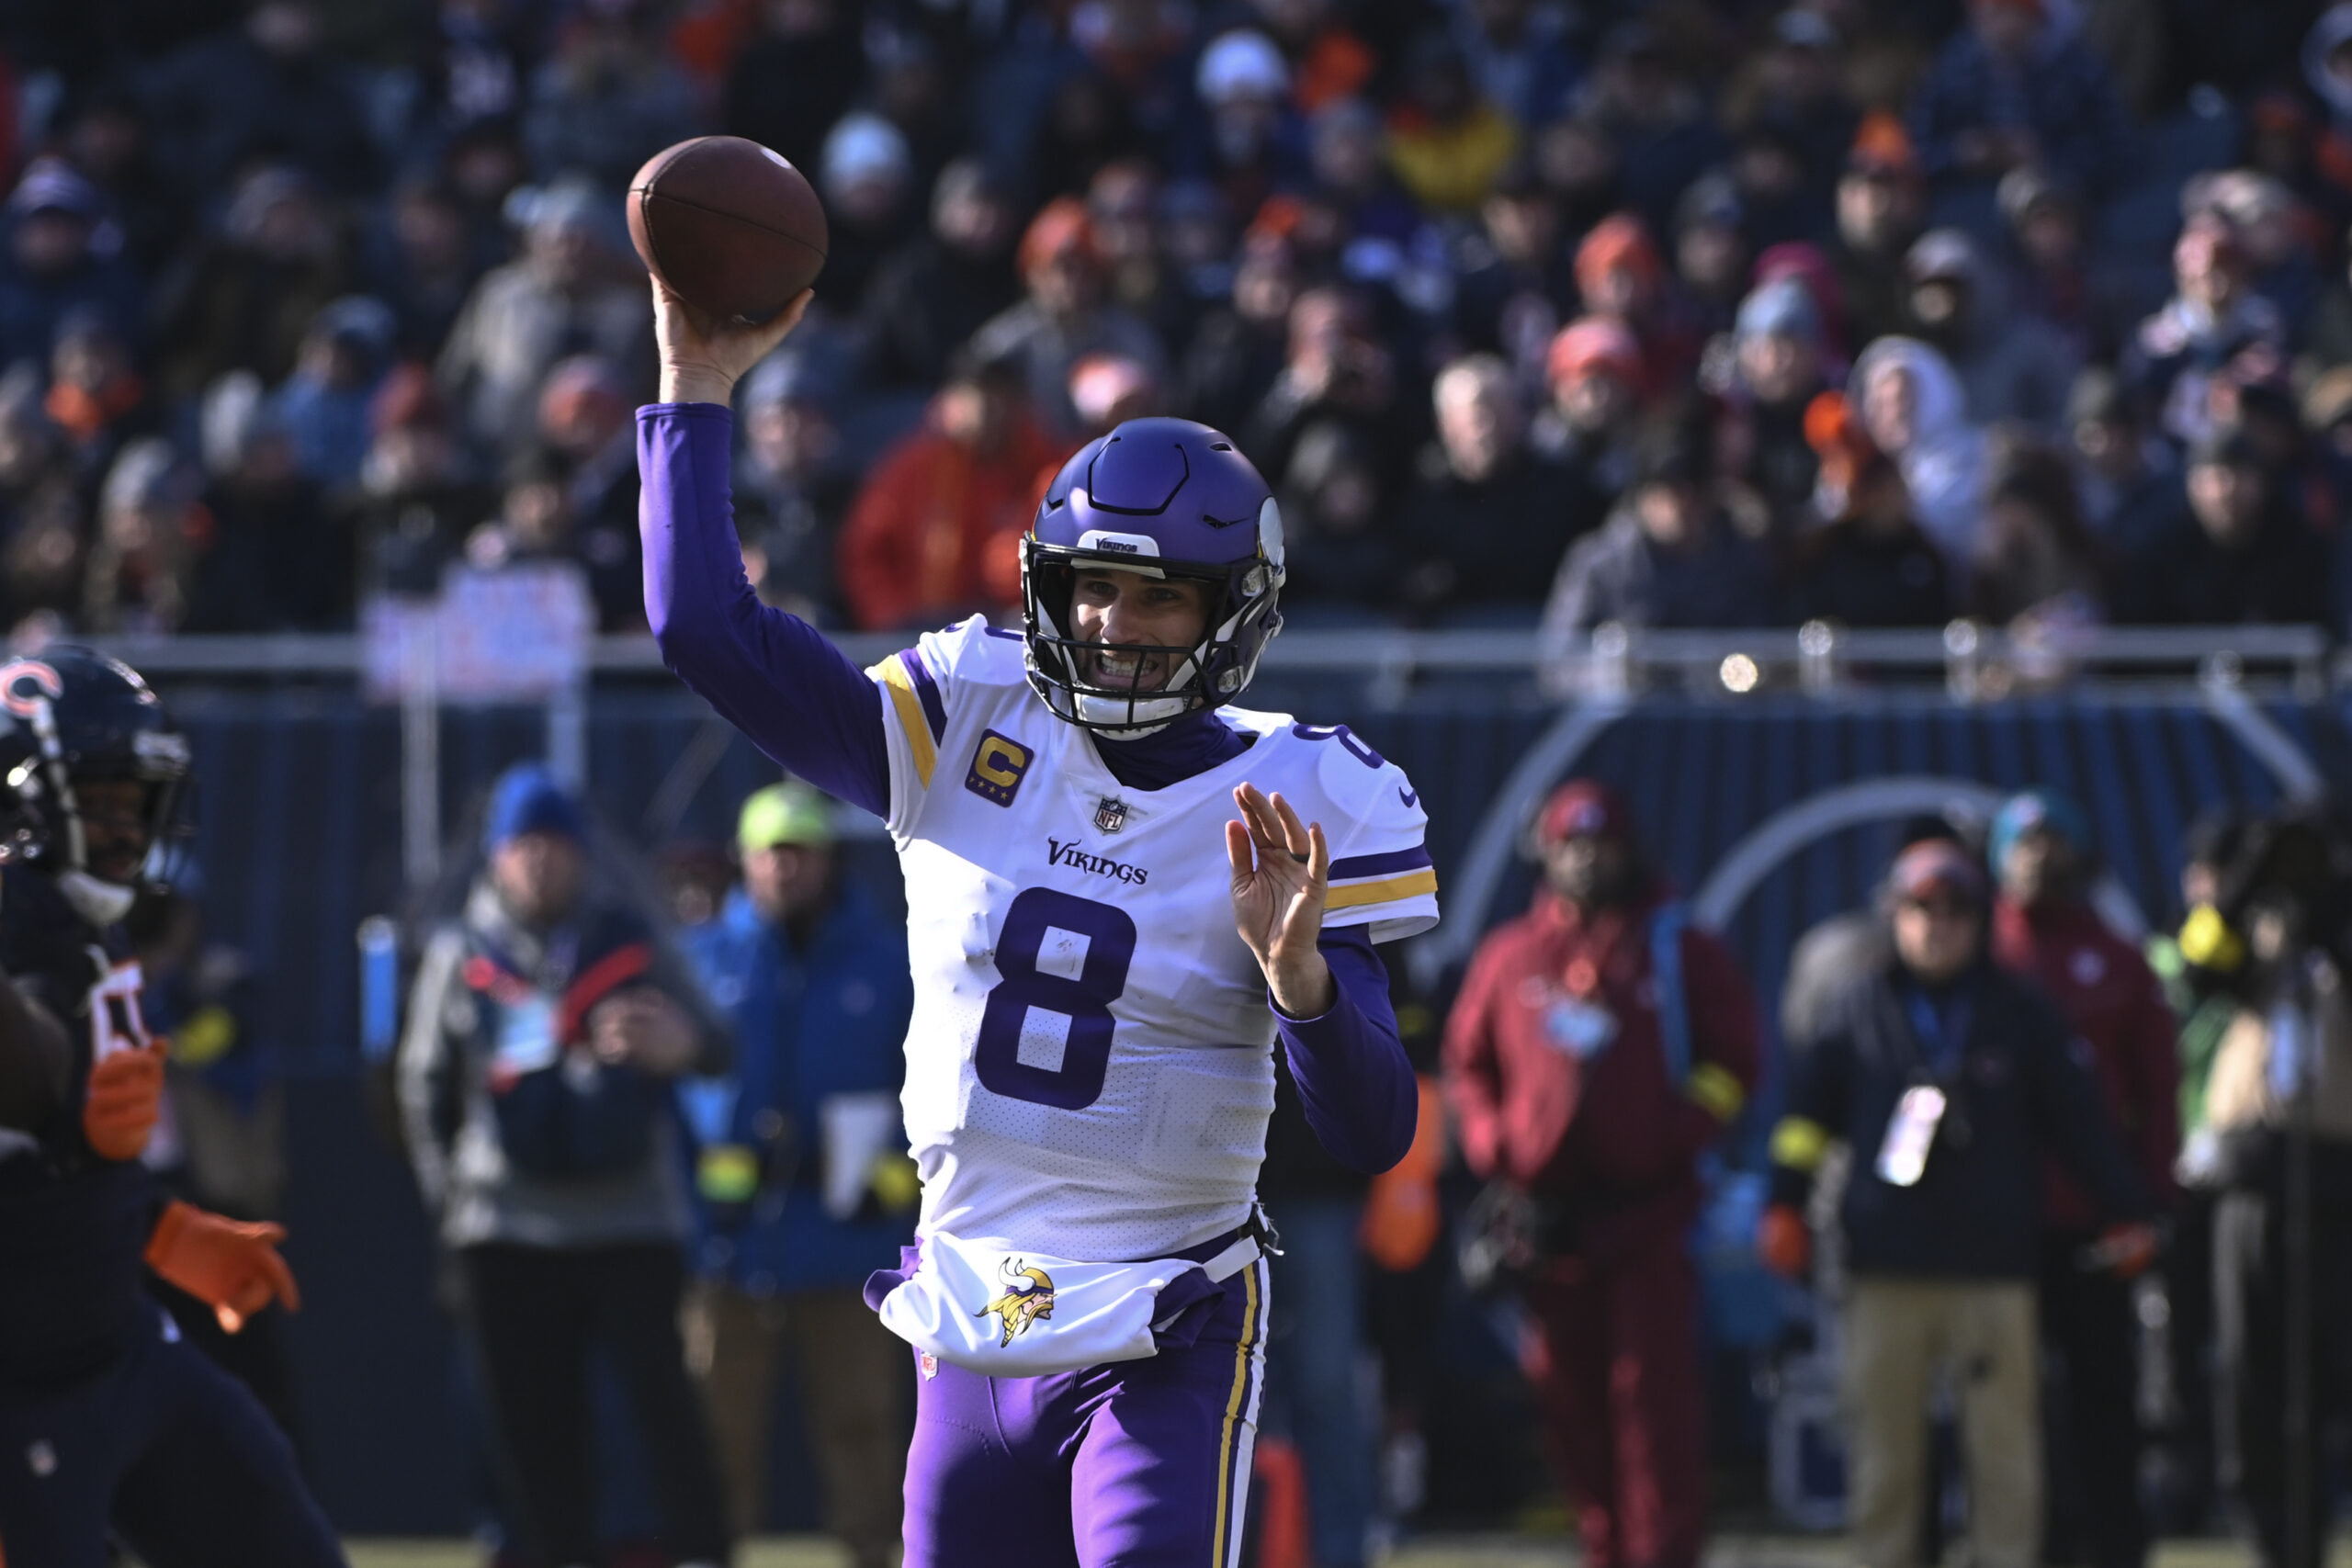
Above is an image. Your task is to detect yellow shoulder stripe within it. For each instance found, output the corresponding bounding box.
[869,658,937,788]
[1770,1115,1829,1173]
[1324,867,1440,911]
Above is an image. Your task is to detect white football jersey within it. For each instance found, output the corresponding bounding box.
[865,618,1439,1261]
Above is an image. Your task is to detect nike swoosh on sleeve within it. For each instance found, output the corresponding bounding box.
[1398,786,1418,807]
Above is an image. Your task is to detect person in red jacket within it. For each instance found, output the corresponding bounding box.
[1988,788,2177,1568]
[1442,779,1760,1568]
[833,355,1058,631]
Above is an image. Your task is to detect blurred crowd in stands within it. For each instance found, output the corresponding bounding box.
[2,0,2351,645]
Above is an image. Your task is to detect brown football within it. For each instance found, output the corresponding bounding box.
[627,136,828,321]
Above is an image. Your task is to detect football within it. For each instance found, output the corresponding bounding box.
[626,135,828,321]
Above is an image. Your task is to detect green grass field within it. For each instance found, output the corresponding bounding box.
[341,1535,2345,1567]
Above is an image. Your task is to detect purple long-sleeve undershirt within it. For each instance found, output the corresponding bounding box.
[639,402,1416,1174]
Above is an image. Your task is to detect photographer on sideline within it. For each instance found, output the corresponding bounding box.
[398,763,733,1568]
[1760,839,2154,1568]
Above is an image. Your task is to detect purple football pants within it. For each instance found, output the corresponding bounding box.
[900,1256,1271,1568]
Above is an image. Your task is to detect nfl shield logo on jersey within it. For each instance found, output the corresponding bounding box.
[1093,796,1128,833]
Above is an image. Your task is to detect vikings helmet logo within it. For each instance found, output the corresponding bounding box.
[975,1258,1057,1348]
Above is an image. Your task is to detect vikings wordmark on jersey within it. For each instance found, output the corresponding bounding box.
[864,618,1438,1266]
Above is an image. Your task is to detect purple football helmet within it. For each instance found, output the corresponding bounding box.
[1022,417,1285,736]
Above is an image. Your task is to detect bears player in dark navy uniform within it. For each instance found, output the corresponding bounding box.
[0,649,345,1568]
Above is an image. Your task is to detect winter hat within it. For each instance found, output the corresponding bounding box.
[483,763,586,852]
[1987,788,2090,872]
[1536,778,1638,847]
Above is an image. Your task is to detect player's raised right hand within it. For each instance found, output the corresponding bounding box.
[653,276,811,407]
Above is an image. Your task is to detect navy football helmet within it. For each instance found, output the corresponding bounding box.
[1021,417,1285,736]
[0,648,190,925]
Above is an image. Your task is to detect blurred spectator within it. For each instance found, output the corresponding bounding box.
[84,437,205,635]
[2124,217,2288,450]
[1905,227,2079,433]
[1575,214,1700,395]
[1275,419,1399,614]
[373,179,491,359]
[1185,29,1310,221]
[1996,168,2114,359]
[140,1,379,198]
[816,113,918,316]
[189,374,348,632]
[50,84,187,279]
[835,356,1056,631]
[1444,780,1760,1568]
[1396,354,1584,621]
[1087,161,1193,352]
[1178,231,1298,435]
[1851,336,1989,568]
[397,764,733,1568]
[1245,0,1374,115]
[413,0,534,142]
[1385,32,1519,215]
[734,353,856,625]
[1670,173,1751,339]
[1026,61,1148,205]
[677,784,913,1561]
[866,24,959,192]
[1577,23,1727,234]
[2119,427,2333,626]
[1532,316,1642,512]
[1761,839,2154,1568]
[1906,0,2130,205]
[339,364,491,597]
[862,159,1023,395]
[2068,366,2186,555]
[0,159,145,375]
[1306,97,1420,252]
[271,297,397,495]
[44,307,157,486]
[2187,170,2320,344]
[722,0,867,176]
[1543,411,1780,632]
[437,178,650,462]
[1986,789,2179,1568]
[1720,10,1861,211]
[1450,0,1578,129]
[1832,113,1930,350]
[534,354,642,630]
[969,198,1169,442]
[1244,285,1410,495]
[1530,113,1627,237]
[157,165,353,404]
[1065,0,1195,164]
[0,371,87,632]
[1715,276,1832,535]
[1789,445,1953,628]
[1968,436,2108,631]
[523,1,702,190]
[440,118,533,271]
[1453,160,1577,386]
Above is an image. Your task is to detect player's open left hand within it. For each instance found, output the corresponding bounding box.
[144,1200,300,1335]
[652,276,811,406]
[1227,784,1334,1018]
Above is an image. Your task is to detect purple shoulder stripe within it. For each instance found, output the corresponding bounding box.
[897,649,948,742]
[1329,844,1432,881]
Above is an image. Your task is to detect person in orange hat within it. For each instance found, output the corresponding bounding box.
[1787,391,1953,627]
[1444,780,1760,1568]
[1832,111,1928,346]
[1533,315,1644,516]
[967,197,1169,442]
[1575,214,1701,391]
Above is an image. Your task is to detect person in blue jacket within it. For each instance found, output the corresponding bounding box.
[677,781,916,1567]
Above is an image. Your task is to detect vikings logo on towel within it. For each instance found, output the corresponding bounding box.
[977,1258,1057,1347]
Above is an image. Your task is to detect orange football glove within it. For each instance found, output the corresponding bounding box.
[82,1042,166,1160]
[1758,1202,1812,1280]
[1361,1077,1446,1272]
[144,1200,300,1334]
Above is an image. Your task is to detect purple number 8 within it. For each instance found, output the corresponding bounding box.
[973,888,1138,1111]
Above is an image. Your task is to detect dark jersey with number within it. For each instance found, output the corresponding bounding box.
[0,863,160,1391]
